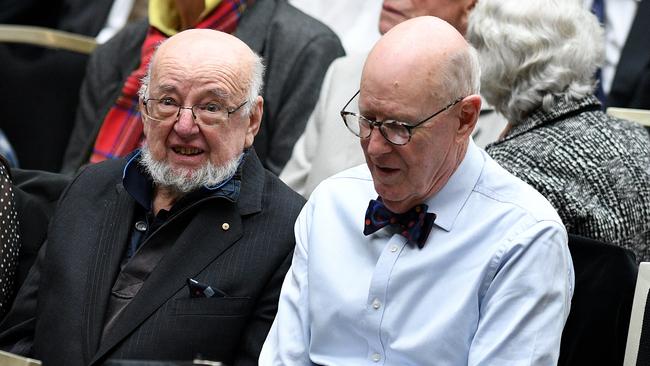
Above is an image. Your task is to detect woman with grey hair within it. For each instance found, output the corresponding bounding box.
[467,0,650,261]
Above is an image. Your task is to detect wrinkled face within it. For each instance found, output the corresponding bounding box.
[359,75,462,213]
[141,47,259,178]
[379,0,472,34]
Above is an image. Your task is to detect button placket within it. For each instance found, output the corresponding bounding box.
[364,235,406,364]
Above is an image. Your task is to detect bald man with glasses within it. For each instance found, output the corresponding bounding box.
[260,16,573,366]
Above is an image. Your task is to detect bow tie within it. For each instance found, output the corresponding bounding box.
[363,198,436,248]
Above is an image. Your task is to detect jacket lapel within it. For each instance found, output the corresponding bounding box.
[82,183,134,362]
[90,150,266,364]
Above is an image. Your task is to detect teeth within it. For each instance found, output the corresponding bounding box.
[173,147,202,155]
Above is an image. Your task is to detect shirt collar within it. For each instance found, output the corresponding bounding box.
[122,149,243,211]
[424,139,484,232]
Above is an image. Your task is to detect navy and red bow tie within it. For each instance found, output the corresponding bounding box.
[363,198,436,248]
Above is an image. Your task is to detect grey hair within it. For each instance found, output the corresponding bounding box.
[137,41,265,117]
[438,44,482,102]
[243,53,265,115]
[466,0,604,124]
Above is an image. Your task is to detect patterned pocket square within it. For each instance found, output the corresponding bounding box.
[187,278,227,298]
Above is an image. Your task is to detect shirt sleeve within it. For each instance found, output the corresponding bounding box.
[468,220,574,366]
[259,203,314,365]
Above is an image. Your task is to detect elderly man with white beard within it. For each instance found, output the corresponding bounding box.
[0,29,305,366]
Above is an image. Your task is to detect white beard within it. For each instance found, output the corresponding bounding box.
[140,144,243,194]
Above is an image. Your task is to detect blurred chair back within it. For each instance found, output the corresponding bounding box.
[559,234,638,366]
[607,107,650,128]
[624,262,650,365]
[0,350,40,365]
[0,24,96,53]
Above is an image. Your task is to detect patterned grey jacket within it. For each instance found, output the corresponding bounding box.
[486,95,650,261]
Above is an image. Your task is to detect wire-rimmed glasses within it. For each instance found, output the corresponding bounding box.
[340,90,465,145]
[142,97,248,127]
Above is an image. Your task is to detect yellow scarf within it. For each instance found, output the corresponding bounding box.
[149,0,223,36]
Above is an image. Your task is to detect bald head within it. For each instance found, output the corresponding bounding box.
[362,16,477,106]
[141,29,264,112]
[155,28,256,69]
[357,16,482,212]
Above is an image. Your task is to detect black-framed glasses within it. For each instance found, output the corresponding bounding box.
[340,90,465,145]
[142,97,248,127]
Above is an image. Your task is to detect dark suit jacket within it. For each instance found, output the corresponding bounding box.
[0,150,305,365]
[607,0,650,109]
[61,0,345,175]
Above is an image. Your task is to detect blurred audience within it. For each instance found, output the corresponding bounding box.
[0,0,142,172]
[9,168,71,299]
[61,0,345,175]
[96,0,147,43]
[280,0,507,198]
[0,156,19,319]
[584,0,650,109]
[468,0,650,261]
[0,131,19,169]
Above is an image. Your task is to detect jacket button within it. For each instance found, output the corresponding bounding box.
[222,223,230,231]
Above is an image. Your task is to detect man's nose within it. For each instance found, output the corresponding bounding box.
[365,127,392,155]
[174,107,200,135]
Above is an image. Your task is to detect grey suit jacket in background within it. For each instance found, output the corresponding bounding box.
[0,150,305,366]
[61,0,345,175]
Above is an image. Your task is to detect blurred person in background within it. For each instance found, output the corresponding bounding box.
[468,0,650,261]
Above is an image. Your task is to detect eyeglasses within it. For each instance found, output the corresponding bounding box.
[142,97,248,127]
[340,90,465,145]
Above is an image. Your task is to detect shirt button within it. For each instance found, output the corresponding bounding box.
[371,353,381,362]
[372,299,381,310]
[390,245,398,252]
[134,221,147,232]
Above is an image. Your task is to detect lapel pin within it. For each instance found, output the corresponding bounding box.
[221,222,230,231]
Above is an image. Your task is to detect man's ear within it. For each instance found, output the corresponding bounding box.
[244,96,264,148]
[139,97,150,138]
[455,94,481,142]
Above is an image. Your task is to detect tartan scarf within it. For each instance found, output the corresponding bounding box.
[90,0,250,163]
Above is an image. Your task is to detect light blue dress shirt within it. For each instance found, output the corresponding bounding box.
[260,141,574,366]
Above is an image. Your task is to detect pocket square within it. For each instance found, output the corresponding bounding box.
[187,278,227,298]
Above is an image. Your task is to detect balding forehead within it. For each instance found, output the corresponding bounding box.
[153,31,256,77]
[157,29,256,65]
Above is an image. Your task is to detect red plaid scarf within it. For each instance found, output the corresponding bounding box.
[90,0,250,163]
